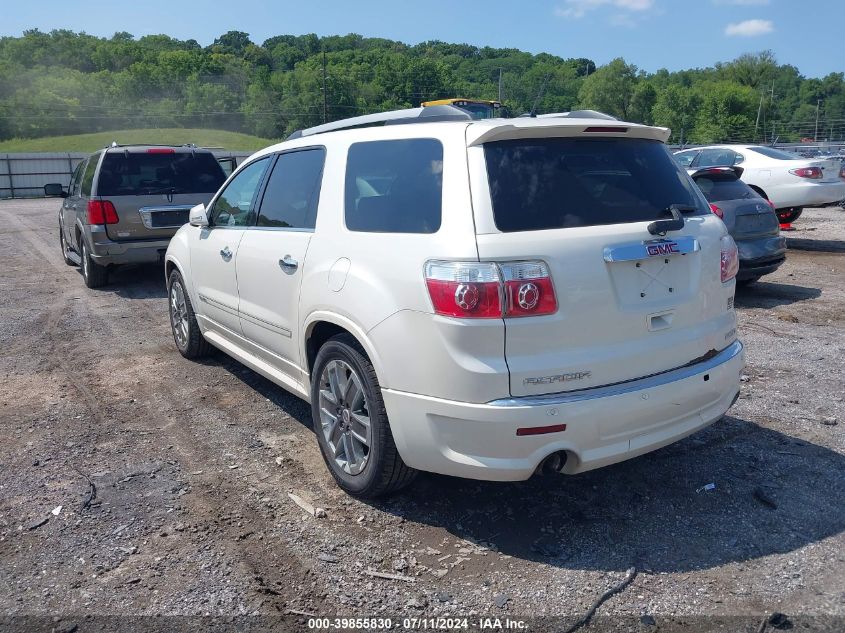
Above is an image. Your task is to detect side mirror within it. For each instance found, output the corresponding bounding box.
[44,183,67,198]
[189,203,209,228]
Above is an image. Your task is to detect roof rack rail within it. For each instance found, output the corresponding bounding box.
[103,142,199,149]
[287,105,473,140]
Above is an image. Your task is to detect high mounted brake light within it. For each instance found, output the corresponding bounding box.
[147,148,176,154]
[425,260,557,319]
[583,126,628,133]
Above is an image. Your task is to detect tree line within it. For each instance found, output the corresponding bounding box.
[1,28,843,144]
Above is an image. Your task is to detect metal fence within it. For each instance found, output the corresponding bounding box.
[0,151,254,199]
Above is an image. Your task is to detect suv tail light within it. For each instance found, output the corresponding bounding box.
[424,260,557,318]
[499,261,557,317]
[720,235,739,283]
[709,203,724,219]
[87,200,119,225]
[789,167,823,179]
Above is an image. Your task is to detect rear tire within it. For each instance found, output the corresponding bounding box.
[80,241,108,288]
[59,226,76,266]
[167,270,210,359]
[311,333,417,498]
[777,208,802,223]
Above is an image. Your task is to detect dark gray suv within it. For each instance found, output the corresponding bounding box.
[46,144,226,288]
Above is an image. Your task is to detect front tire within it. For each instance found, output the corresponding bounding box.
[311,334,417,498]
[167,270,210,359]
[80,241,108,288]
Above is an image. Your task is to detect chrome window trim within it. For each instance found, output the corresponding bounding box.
[488,341,742,407]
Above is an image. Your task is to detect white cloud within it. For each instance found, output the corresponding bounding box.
[554,0,655,19]
[725,19,774,37]
[713,0,770,5]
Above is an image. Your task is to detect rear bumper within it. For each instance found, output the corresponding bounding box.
[736,235,787,279]
[769,181,845,209]
[88,230,171,265]
[384,341,745,481]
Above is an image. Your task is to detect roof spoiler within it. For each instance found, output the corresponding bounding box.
[690,166,744,179]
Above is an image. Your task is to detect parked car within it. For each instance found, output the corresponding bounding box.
[691,166,786,284]
[165,107,744,498]
[45,144,226,288]
[673,145,845,223]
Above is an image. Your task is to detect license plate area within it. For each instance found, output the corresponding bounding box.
[604,237,699,308]
[138,206,192,229]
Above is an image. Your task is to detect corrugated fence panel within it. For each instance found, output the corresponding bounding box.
[0,151,253,199]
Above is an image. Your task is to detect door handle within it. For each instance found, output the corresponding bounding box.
[220,246,232,260]
[279,255,298,271]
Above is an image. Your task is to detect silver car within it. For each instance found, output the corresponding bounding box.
[46,144,226,288]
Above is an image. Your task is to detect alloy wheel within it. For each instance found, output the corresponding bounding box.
[318,359,372,475]
[169,281,189,350]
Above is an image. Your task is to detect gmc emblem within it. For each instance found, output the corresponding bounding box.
[647,242,680,257]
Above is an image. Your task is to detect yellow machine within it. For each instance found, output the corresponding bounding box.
[422,98,502,119]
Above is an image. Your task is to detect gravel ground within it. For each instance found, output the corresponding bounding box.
[0,200,843,631]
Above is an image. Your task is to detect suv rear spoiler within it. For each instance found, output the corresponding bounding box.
[466,120,671,147]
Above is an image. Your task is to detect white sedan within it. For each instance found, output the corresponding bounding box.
[674,145,845,222]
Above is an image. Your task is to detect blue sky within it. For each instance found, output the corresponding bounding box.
[2,0,843,78]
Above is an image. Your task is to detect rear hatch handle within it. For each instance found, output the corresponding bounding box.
[647,204,695,236]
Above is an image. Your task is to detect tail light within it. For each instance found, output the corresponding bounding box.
[87,200,118,225]
[709,203,724,219]
[720,235,739,283]
[789,167,823,179]
[500,261,557,317]
[425,260,557,319]
[839,165,845,180]
[766,199,776,211]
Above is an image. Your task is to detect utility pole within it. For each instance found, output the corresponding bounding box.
[322,50,328,124]
[754,92,764,140]
[814,99,821,142]
[497,68,503,103]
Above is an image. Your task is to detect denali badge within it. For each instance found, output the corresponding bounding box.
[524,371,592,386]
[646,242,680,257]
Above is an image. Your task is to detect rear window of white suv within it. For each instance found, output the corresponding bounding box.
[485,138,706,232]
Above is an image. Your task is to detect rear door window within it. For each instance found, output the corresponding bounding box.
[256,148,326,229]
[97,151,225,197]
[81,154,99,196]
[345,139,443,233]
[485,138,706,232]
[697,148,739,168]
[68,162,85,197]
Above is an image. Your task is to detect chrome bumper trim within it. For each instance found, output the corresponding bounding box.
[488,340,743,407]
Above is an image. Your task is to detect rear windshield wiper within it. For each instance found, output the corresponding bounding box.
[647,204,695,236]
[146,186,184,196]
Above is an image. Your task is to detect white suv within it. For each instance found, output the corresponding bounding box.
[165,107,745,498]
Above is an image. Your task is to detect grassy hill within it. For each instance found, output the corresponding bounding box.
[0,128,276,153]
